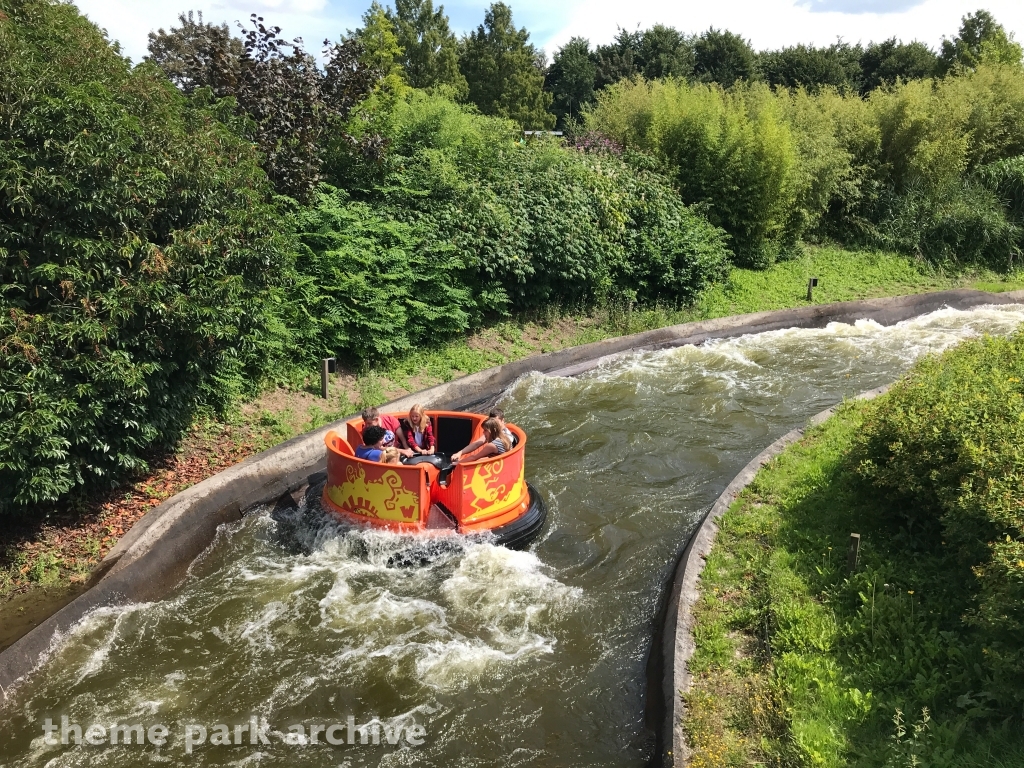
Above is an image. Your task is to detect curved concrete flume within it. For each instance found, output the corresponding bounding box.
[1,288,1022,716]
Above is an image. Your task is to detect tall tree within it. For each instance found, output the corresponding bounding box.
[546,36,596,127]
[148,14,379,200]
[759,41,863,93]
[592,26,692,88]
[145,11,244,96]
[938,9,1023,74]
[350,1,407,95]
[859,38,937,93]
[693,28,756,86]
[390,0,467,98]
[593,28,641,90]
[635,24,693,80]
[459,3,554,129]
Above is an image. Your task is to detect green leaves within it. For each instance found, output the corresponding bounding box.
[458,3,554,130]
[0,0,292,512]
[590,79,801,267]
[855,330,1024,710]
[291,186,472,361]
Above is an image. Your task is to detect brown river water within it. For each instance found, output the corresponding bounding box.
[2,305,1023,768]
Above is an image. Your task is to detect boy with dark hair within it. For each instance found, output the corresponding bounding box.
[356,425,388,462]
[360,406,413,457]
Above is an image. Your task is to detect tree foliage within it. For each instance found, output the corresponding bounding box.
[938,9,1024,75]
[859,38,937,94]
[348,1,408,96]
[759,41,862,93]
[693,28,757,87]
[148,13,380,200]
[1,0,293,510]
[339,91,730,313]
[588,79,803,266]
[546,37,596,127]
[390,0,467,98]
[144,11,244,96]
[590,26,693,90]
[458,2,554,129]
[292,187,473,360]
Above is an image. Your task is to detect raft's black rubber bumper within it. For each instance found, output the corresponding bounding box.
[490,482,547,550]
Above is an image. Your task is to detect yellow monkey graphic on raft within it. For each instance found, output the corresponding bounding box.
[326,464,421,523]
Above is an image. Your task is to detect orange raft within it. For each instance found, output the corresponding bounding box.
[321,411,546,549]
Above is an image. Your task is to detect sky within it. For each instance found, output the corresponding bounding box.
[73,0,1024,65]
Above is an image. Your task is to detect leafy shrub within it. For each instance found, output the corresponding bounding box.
[146,11,380,201]
[855,330,1024,712]
[404,139,730,311]
[343,91,730,313]
[290,187,472,361]
[875,181,1022,268]
[977,154,1024,219]
[758,42,862,94]
[588,78,802,267]
[586,64,1024,268]
[0,0,292,511]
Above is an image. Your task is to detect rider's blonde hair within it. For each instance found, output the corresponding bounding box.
[408,404,430,433]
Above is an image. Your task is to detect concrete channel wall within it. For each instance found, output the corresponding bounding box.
[2,288,1022,707]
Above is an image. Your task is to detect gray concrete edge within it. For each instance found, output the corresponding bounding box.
[663,385,892,766]
[2,288,1022,705]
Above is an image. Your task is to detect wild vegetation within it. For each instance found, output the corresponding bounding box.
[2,0,1024,522]
[686,331,1024,767]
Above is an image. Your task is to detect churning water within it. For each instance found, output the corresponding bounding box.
[3,306,1024,767]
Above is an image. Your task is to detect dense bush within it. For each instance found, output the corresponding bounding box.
[146,11,379,201]
[855,330,1024,712]
[758,42,862,93]
[335,90,731,312]
[588,78,802,266]
[0,0,294,510]
[290,187,473,361]
[589,63,1024,269]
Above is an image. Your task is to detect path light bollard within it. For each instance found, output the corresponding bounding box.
[807,277,819,302]
[847,532,861,574]
[321,357,336,399]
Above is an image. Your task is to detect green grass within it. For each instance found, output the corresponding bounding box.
[695,246,1024,318]
[685,400,1024,768]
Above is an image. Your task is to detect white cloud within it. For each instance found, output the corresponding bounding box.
[73,0,357,62]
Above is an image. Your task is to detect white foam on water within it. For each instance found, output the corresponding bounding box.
[237,600,290,651]
[413,634,554,684]
[318,582,448,635]
[441,544,582,633]
[59,602,155,685]
[225,752,267,766]
[513,304,1024,399]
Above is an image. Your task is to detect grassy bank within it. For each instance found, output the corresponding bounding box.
[684,399,1024,767]
[3,245,1024,642]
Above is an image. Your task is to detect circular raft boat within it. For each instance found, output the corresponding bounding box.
[322,411,546,550]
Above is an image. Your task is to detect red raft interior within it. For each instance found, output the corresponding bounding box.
[322,411,542,541]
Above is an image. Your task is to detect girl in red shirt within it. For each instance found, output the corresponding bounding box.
[401,404,436,455]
